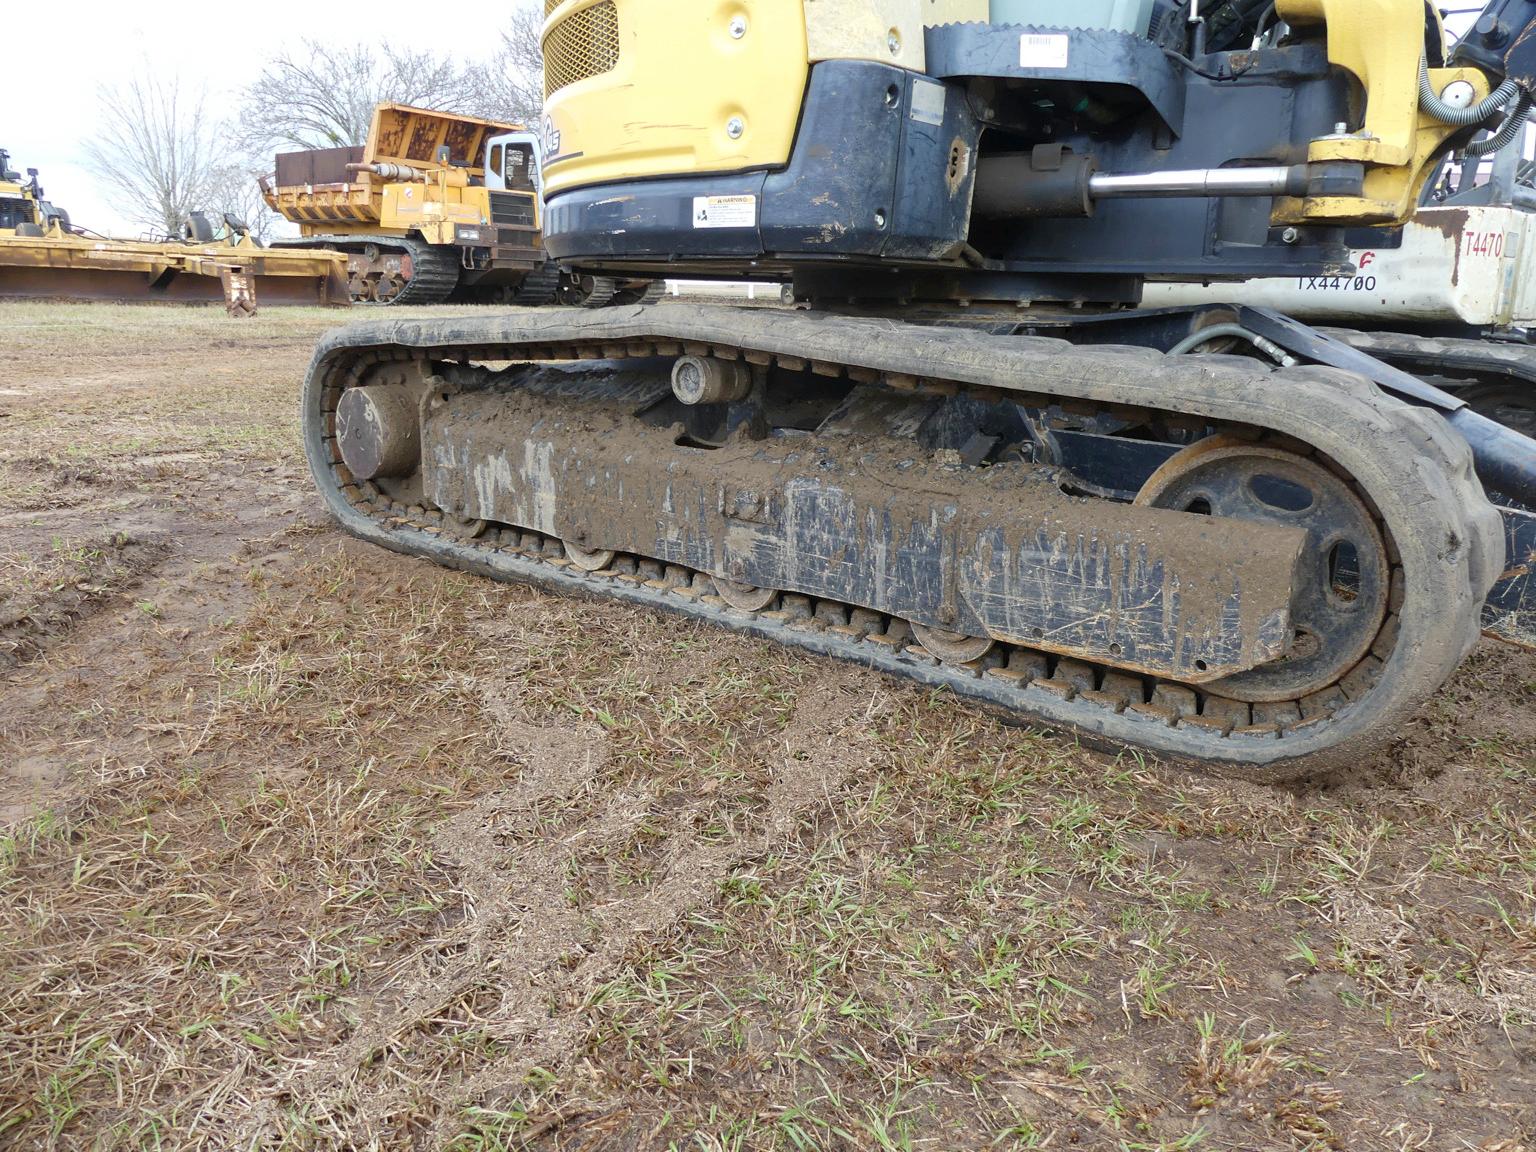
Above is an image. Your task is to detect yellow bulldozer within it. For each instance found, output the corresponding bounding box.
[261,102,651,306]
[0,149,349,314]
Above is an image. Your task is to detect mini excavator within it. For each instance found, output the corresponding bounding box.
[300,0,1536,779]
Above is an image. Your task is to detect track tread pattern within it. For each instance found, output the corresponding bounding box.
[301,305,1504,778]
[511,263,563,305]
[275,234,460,306]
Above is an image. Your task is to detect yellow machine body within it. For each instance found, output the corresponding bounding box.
[263,103,528,239]
[540,0,987,195]
[0,158,348,312]
[262,103,561,305]
[540,0,810,194]
[543,0,1500,227]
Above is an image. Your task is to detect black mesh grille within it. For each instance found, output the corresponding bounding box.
[490,191,537,228]
[544,1,619,98]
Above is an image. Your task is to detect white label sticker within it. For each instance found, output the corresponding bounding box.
[910,78,946,126]
[692,194,757,229]
[1019,33,1069,69]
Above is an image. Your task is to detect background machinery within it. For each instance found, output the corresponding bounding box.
[300,0,1536,780]
[0,149,348,313]
[1147,138,1536,435]
[263,103,650,306]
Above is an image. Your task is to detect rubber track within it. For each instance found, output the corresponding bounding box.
[302,305,1504,780]
[1324,328,1536,389]
[610,280,666,306]
[277,234,460,306]
[511,263,562,305]
[569,276,617,308]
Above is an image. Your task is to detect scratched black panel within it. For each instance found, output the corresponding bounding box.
[759,63,906,258]
[883,73,982,261]
[420,382,1302,679]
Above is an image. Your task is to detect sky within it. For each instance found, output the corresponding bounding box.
[4,0,527,236]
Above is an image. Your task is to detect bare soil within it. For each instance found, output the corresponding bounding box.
[1,301,1534,1151]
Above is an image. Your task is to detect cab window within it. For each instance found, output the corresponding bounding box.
[0,196,29,230]
[506,144,538,192]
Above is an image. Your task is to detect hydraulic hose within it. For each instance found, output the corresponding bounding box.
[1418,60,1521,126]
[1167,323,1299,366]
[1466,92,1532,156]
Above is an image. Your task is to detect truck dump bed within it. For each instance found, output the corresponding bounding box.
[264,104,521,230]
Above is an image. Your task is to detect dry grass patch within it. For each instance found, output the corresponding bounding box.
[1,303,1534,1151]
[0,534,170,669]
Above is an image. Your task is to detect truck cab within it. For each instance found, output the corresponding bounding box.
[484,134,543,196]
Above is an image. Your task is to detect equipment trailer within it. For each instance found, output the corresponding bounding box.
[0,150,348,313]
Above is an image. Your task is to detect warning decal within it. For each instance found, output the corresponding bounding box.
[692,195,757,229]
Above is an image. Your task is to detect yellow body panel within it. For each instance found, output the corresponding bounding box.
[803,0,927,71]
[1274,0,1484,224]
[379,182,492,244]
[1277,0,1427,167]
[540,0,812,195]
[264,103,522,239]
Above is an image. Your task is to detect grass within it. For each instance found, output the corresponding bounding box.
[0,302,1534,1150]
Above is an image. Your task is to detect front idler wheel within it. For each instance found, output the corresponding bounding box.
[1134,435,1390,703]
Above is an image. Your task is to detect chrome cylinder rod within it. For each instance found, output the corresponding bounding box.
[1088,166,1306,198]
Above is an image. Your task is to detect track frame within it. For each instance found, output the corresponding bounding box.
[302,305,1503,779]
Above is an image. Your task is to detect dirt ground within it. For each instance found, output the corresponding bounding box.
[1,300,1534,1151]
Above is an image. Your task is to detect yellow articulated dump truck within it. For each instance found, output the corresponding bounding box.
[262,102,652,306]
[0,149,349,315]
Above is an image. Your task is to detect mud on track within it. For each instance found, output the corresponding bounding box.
[1,301,1534,1150]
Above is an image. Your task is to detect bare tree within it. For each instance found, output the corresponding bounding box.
[471,7,545,126]
[203,164,282,242]
[84,74,221,238]
[237,41,485,154]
